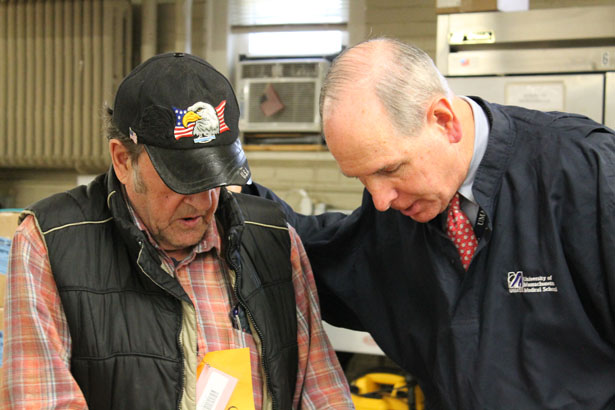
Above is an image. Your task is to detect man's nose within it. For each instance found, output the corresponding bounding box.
[182,190,213,208]
[364,179,397,212]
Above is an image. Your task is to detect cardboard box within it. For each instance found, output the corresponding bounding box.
[436,0,528,14]
[0,211,21,239]
[0,211,22,308]
[0,211,20,371]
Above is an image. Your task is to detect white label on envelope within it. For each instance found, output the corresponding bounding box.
[197,366,239,410]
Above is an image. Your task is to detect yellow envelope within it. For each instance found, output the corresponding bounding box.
[197,347,255,410]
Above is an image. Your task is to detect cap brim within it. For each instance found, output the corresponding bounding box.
[145,139,251,195]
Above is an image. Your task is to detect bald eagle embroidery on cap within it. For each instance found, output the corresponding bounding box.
[173,100,229,143]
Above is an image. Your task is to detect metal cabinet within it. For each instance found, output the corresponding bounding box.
[436,5,615,129]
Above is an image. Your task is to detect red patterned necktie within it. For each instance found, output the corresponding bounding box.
[446,193,478,270]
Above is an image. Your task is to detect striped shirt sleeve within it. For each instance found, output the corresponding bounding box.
[289,226,355,409]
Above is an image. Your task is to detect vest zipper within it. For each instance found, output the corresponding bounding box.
[135,241,186,410]
[176,326,185,410]
[226,235,278,410]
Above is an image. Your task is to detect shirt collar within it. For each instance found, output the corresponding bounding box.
[458,95,490,205]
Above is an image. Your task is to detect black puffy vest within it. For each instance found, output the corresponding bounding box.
[24,168,298,410]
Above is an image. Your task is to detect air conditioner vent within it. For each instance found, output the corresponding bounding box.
[241,63,274,79]
[281,62,321,78]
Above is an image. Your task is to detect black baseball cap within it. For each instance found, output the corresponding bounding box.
[111,52,251,194]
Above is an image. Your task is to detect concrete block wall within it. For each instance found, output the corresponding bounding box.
[363,1,438,57]
[245,151,364,212]
[0,170,81,209]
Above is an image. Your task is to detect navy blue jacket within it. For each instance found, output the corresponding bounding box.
[246,98,615,410]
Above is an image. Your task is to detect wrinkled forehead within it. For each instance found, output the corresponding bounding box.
[323,99,404,178]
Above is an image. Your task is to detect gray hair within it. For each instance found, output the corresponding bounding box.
[103,106,148,193]
[103,105,146,163]
[320,37,452,136]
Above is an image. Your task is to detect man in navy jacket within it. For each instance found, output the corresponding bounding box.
[243,38,615,409]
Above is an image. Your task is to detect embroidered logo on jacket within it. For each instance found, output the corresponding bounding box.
[507,271,558,294]
[173,100,229,143]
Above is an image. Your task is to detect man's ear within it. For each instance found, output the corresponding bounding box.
[427,97,462,144]
[109,139,132,184]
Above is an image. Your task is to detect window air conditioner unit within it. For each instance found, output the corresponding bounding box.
[236,58,330,133]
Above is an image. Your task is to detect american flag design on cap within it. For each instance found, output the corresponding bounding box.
[173,100,229,143]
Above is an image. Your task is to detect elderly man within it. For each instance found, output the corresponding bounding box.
[245,38,615,409]
[1,52,354,410]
